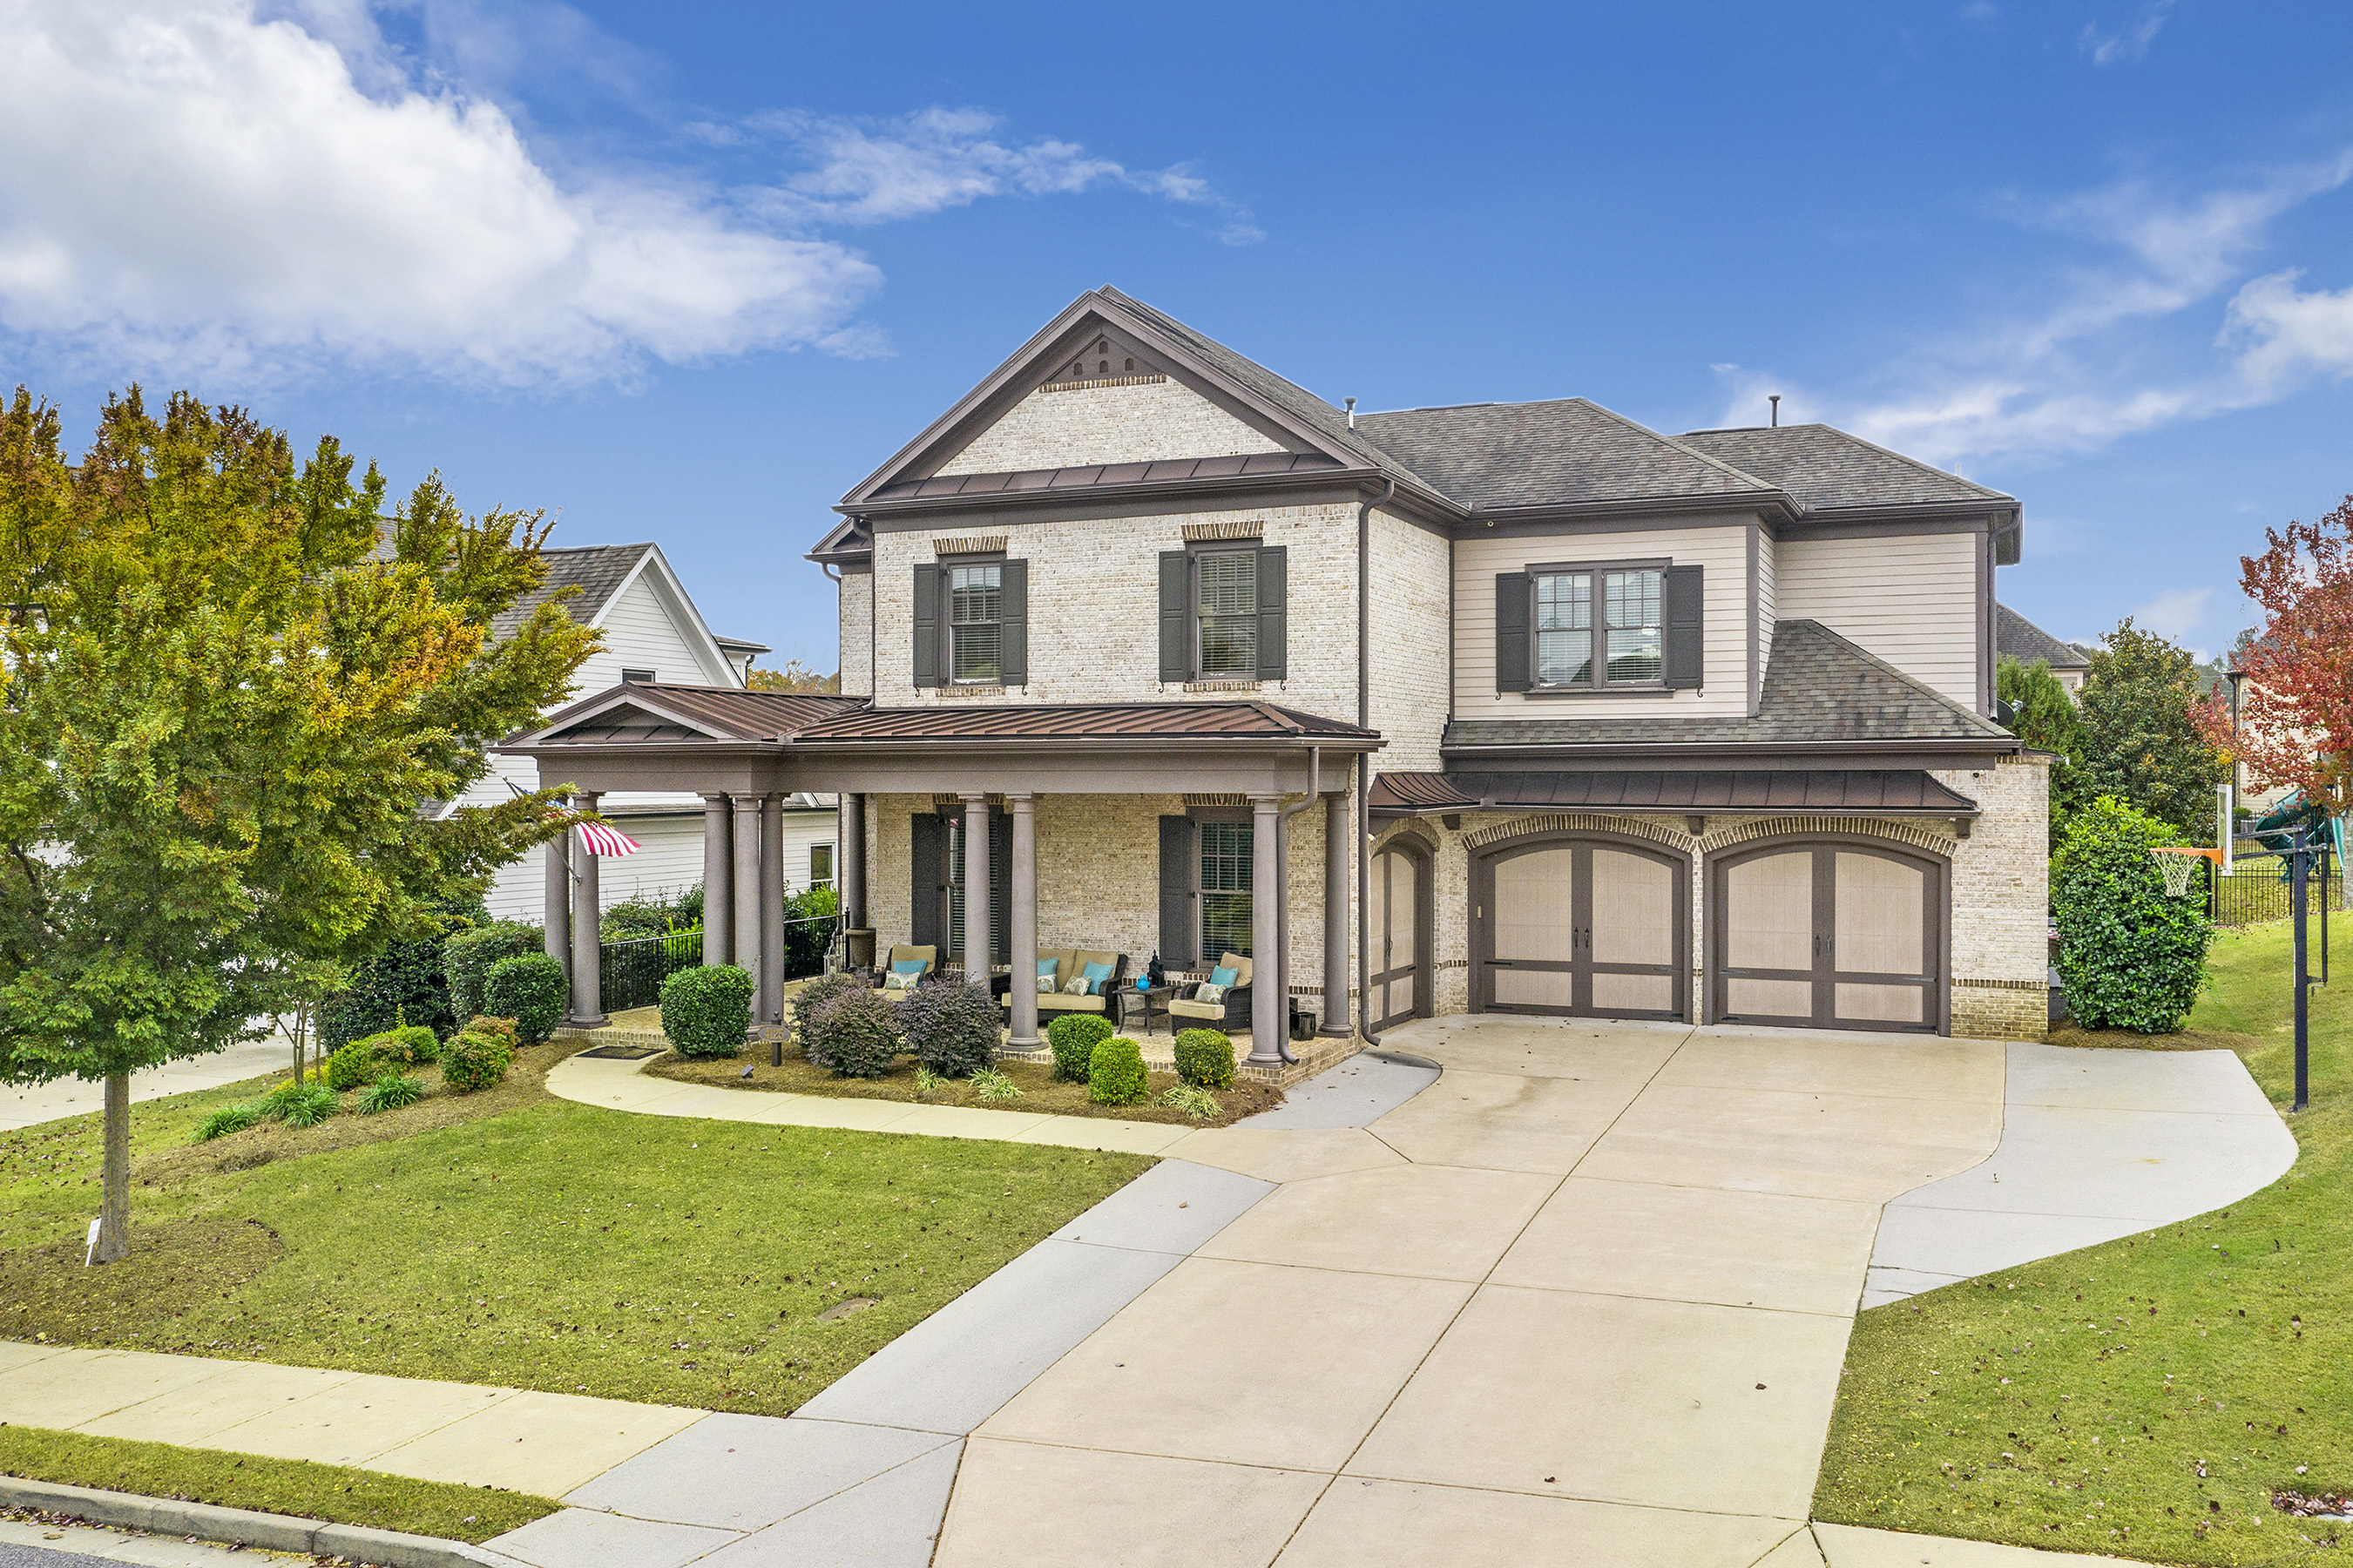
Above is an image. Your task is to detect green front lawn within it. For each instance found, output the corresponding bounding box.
[0,1425,559,1544]
[0,1044,1151,1416]
[1816,920,2352,1565]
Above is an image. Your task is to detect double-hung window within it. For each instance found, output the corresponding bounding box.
[948,564,1002,684]
[1532,566,1664,689]
[1198,821,1254,957]
[1195,551,1256,677]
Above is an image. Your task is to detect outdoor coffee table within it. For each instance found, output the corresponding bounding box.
[1118,986,1168,1037]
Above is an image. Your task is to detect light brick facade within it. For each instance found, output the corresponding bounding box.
[938,379,1283,475]
[836,569,874,697]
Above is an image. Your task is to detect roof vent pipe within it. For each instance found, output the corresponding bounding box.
[1768,394,1780,428]
[1344,396,1356,430]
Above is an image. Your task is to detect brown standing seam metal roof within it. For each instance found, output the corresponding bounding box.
[793,700,1378,744]
[1369,769,1980,815]
[530,684,868,745]
[869,451,1345,503]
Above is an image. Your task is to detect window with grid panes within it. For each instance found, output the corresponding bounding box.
[1195,552,1256,677]
[809,843,834,888]
[949,564,1002,683]
[1199,821,1253,957]
[1532,567,1663,688]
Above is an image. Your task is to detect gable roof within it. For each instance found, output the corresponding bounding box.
[492,544,650,639]
[1351,398,1778,513]
[1996,603,2090,671]
[1444,619,2013,753]
[530,684,867,746]
[1676,424,2008,512]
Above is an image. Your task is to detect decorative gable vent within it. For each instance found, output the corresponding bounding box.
[1041,332,1168,392]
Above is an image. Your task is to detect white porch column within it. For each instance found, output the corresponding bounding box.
[760,794,786,1025]
[841,792,868,930]
[961,793,991,983]
[732,794,763,993]
[543,808,571,977]
[700,794,733,966]
[1323,789,1352,1037]
[1248,794,1284,1063]
[1008,793,1039,1048]
[566,793,607,1029]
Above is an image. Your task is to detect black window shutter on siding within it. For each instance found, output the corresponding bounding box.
[1158,816,1197,968]
[909,814,945,948]
[1158,551,1189,682]
[1254,545,1287,680]
[998,559,1027,685]
[912,563,941,688]
[1663,564,1704,689]
[1495,572,1531,691]
[989,809,1012,963]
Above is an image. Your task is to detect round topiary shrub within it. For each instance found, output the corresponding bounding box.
[439,1030,513,1093]
[791,971,867,1069]
[901,982,1001,1078]
[442,922,543,1023]
[2052,795,2214,1032]
[1047,1013,1114,1082]
[1086,1037,1148,1106]
[810,988,902,1078]
[358,1024,439,1065]
[483,953,567,1045]
[1172,1028,1235,1091]
[322,1041,382,1092]
[659,964,754,1058]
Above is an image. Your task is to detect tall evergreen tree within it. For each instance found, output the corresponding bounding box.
[1998,655,2087,841]
[2074,618,2229,842]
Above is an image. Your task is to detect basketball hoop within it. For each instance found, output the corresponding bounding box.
[2150,846,2220,898]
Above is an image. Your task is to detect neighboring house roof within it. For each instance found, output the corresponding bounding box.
[1444,619,2014,752]
[1995,604,2091,671]
[491,544,650,639]
[1676,425,2008,511]
[1351,399,1775,513]
[1369,767,1981,817]
[713,633,771,656]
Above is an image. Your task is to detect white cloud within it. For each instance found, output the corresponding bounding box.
[2080,0,2172,65]
[2133,586,2211,640]
[2222,267,2353,389]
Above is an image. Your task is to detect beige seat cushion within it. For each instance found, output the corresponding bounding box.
[1168,997,1225,1020]
[1036,991,1106,1014]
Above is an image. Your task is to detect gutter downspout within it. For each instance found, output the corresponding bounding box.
[1272,744,1321,1065]
[1357,478,1395,1046]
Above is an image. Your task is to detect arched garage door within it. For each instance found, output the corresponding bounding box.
[1709,841,1946,1032]
[1473,835,1687,1021]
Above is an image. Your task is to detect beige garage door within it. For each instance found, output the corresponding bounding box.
[1367,843,1426,1031]
[1477,838,1687,1020]
[1712,843,1943,1031]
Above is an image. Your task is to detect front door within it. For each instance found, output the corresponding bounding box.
[1712,843,1944,1031]
[1368,842,1426,1030]
[1476,838,1687,1020]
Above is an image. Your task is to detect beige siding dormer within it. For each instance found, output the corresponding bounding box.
[1774,531,1978,709]
[936,379,1286,475]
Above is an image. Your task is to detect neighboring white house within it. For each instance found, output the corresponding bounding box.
[450,543,836,922]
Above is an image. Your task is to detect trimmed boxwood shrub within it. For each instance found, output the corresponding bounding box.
[1047,1013,1114,1082]
[809,989,901,1078]
[901,982,1001,1078]
[2052,794,2214,1032]
[440,1030,513,1093]
[358,1024,439,1065]
[1086,1037,1148,1106]
[322,1041,382,1092]
[791,971,867,1069]
[1172,1028,1235,1091]
[463,1014,519,1046]
[483,953,566,1045]
[443,922,543,1024]
[660,965,754,1058]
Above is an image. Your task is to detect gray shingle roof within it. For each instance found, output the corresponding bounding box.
[1444,619,2012,750]
[491,544,650,639]
[1677,424,2007,511]
[1352,398,1775,511]
[1995,604,2089,670]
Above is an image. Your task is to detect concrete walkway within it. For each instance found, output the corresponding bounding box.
[1,1039,290,1133]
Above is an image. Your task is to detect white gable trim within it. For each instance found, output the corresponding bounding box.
[592,545,738,688]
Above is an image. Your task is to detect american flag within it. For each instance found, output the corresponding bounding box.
[573,818,640,857]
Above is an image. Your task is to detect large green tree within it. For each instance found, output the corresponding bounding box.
[2074,618,2229,842]
[1998,654,2087,842]
[0,388,595,1261]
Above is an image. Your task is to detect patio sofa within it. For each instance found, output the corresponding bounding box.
[1167,952,1252,1033]
[997,949,1129,1019]
[880,945,936,1000]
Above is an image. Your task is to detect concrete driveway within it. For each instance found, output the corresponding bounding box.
[938,1017,2013,1567]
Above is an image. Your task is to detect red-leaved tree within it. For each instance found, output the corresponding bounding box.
[2197,496,2353,813]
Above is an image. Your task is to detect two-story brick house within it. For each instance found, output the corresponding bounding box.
[504,287,2048,1055]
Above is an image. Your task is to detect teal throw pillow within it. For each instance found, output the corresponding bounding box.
[1079,960,1115,995]
[1209,965,1239,987]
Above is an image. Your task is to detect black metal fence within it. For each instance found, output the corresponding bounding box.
[2208,860,2343,929]
[597,914,842,1014]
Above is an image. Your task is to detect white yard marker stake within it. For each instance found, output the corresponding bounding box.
[85,1217,102,1267]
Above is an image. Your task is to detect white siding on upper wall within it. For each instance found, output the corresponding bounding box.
[1774,531,1978,708]
[478,808,839,923]
[577,573,713,693]
[1452,519,1755,718]
[1752,523,1776,716]
[937,379,1285,475]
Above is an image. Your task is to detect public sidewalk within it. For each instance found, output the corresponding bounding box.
[1,1039,291,1134]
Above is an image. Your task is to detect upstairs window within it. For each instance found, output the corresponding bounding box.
[948,564,1002,684]
[1195,551,1257,677]
[808,843,835,888]
[1531,567,1663,689]
[620,667,656,684]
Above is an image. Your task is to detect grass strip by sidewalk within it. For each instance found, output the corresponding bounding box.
[0,1424,559,1544]
[1815,920,2352,1566]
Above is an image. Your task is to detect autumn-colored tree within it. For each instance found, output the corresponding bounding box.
[747,658,838,694]
[2075,618,2228,841]
[0,388,595,1261]
[2196,497,2353,815]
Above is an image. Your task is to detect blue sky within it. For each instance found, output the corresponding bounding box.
[5,2,2351,671]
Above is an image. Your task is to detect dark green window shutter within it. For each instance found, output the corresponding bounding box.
[1254,545,1287,680]
[1158,551,1189,683]
[989,808,1012,963]
[1159,816,1197,968]
[1663,564,1704,689]
[909,814,945,948]
[998,559,1028,686]
[912,563,941,688]
[1495,572,1530,692]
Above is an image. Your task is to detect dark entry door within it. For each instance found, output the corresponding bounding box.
[1477,839,1686,1020]
[1712,844,1943,1031]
